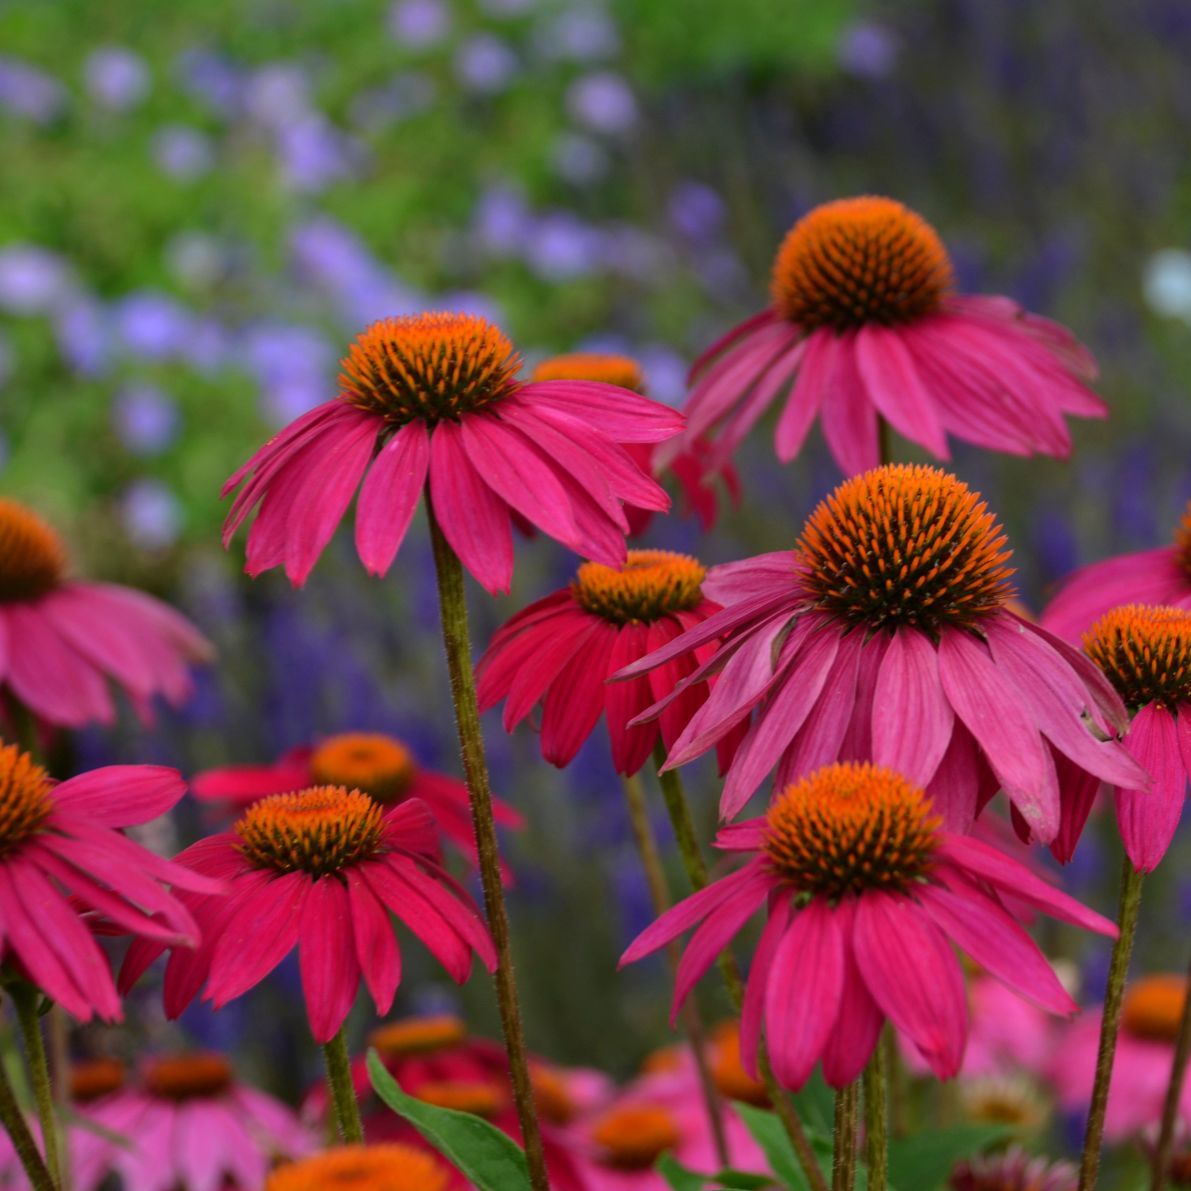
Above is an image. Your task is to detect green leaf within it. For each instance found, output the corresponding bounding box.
[732,1101,828,1191]
[657,1153,709,1191]
[887,1123,1017,1191]
[656,1153,777,1190]
[366,1050,531,1191]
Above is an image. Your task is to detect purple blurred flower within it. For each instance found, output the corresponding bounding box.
[455,35,519,94]
[637,345,688,407]
[525,212,604,280]
[474,186,532,256]
[175,49,242,116]
[389,0,450,48]
[668,181,726,242]
[277,118,359,192]
[179,318,229,373]
[838,20,900,78]
[0,246,72,314]
[566,72,636,134]
[113,292,191,359]
[291,218,379,290]
[550,133,609,183]
[245,65,311,129]
[0,56,66,123]
[121,480,182,549]
[152,126,214,179]
[55,299,110,376]
[84,47,149,110]
[245,322,336,422]
[604,224,667,280]
[113,385,180,456]
[534,9,620,61]
[348,72,437,131]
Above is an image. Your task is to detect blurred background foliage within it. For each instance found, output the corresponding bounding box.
[2,0,1190,1154]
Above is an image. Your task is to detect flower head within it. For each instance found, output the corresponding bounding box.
[949,1145,1077,1191]
[478,548,741,775]
[622,762,1116,1089]
[1043,499,1191,642]
[223,312,684,593]
[0,744,216,1021]
[1074,606,1191,870]
[679,194,1103,476]
[192,733,523,872]
[531,352,739,534]
[619,465,1145,837]
[266,1145,450,1191]
[0,498,210,727]
[120,794,497,1043]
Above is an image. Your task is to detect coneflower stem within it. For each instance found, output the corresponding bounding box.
[1079,858,1144,1191]
[14,985,61,1188]
[651,744,829,1191]
[863,1046,889,1191]
[0,1037,53,1191]
[619,772,731,1168]
[884,1029,908,1138]
[427,500,549,1191]
[322,1027,364,1144]
[1150,949,1191,1191]
[832,1080,859,1191]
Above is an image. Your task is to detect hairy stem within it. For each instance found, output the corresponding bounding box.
[1150,949,1191,1191]
[1079,859,1144,1191]
[832,1080,859,1191]
[14,987,61,1188]
[427,499,549,1191]
[322,1027,364,1144]
[0,1015,54,1191]
[864,1044,889,1191]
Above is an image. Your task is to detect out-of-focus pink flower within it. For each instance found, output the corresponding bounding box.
[623,763,1116,1089]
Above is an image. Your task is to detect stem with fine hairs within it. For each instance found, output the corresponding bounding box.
[0,1013,54,1191]
[863,1044,889,1191]
[619,770,730,1167]
[426,497,549,1191]
[1150,949,1191,1191]
[322,1027,364,1143]
[651,743,829,1191]
[832,1080,859,1191]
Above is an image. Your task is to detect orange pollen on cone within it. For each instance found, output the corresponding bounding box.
[770,195,954,331]
[1173,502,1191,579]
[68,1058,126,1103]
[531,1063,577,1125]
[591,1104,681,1170]
[0,499,67,603]
[1121,974,1188,1043]
[1083,605,1191,711]
[143,1053,233,1100]
[0,743,53,856]
[338,312,521,425]
[798,464,1016,632]
[414,1080,506,1118]
[531,352,645,392]
[235,786,384,877]
[265,1144,451,1191]
[709,1021,769,1107]
[310,734,417,806]
[368,1014,467,1058]
[573,550,706,625]
[763,762,941,897]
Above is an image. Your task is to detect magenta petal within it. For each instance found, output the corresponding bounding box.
[774,331,830,462]
[918,880,1076,1014]
[354,421,430,577]
[299,876,361,1043]
[1115,704,1187,873]
[854,325,948,458]
[740,897,791,1079]
[819,333,879,476]
[5,605,113,726]
[51,765,186,827]
[605,626,660,776]
[852,893,967,1079]
[345,870,401,1015]
[539,622,618,767]
[765,899,845,1090]
[819,901,885,1088]
[778,628,862,781]
[871,629,953,786]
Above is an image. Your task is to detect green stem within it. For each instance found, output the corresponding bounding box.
[0,1044,53,1191]
[651,744,829,1191]
[884,1028,908,1139]
[832,1081,859,1191]
[620,773,730,1168]
[322,1027,363,1144]
[863,1046,889,1191]
[426,499,549,1191]
[14,987,61,1188]
[1150,950,1191,1191]
[1079,859,1144,1191]
[47,1010,71,1191]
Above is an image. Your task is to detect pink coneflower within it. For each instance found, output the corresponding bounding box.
[677,195,1104,475]
[1052,974,1191,1139]
[222,314,684,594]
[1069,606,1191,870]
[0,499,211,727]
[70,1053,312,1191]
[191,732,523,870]
[0,743,215,1021]
[621,763,1116,1089]
[266,1144,453,1191]
[477,549,742,775]
[531,352,739,534]
[1042,501,1191,642]
[119,790,496,1043]
[619,465,1144,840]
[949,1145,1077,1191]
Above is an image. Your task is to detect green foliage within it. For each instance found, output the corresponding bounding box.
[657,1152,777,1189]
[887,1123,1017,1191]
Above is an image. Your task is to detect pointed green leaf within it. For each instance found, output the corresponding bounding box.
[366,1049,531,1191]
[887,1123,1016,1191]
[732,1101,830,1190]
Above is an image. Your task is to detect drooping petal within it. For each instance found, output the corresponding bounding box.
[854,324,948,458]
[1114,704,1187,873]
[299,875,361,1042]
[345,870,401,1015]
[819,901,885,1088]
[739,896,791,1079]
[774,331,832,462]
[51,766,186,827]
[354,421,430,577]
[539,621,620,767]
[819,332,879,476]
